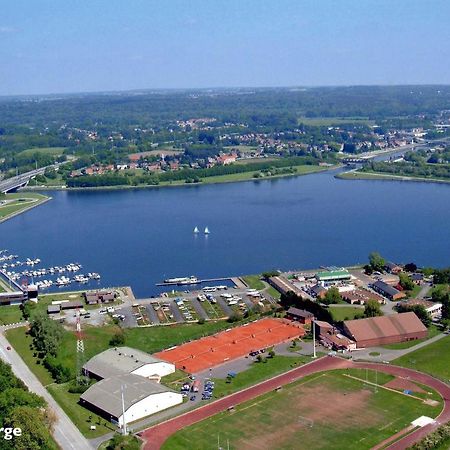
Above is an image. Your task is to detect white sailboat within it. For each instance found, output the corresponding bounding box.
[193,226,199,234]
[204,226,210,235]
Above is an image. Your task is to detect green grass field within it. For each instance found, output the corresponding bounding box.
[393,335,450,381]
[160,164,329,187]
[17,146,66,157]
[0,192,49,220]
[328,305,364,322]
[47,383,114,437]
[163,370,442,450]
[242,275,265,291]
[0,304,24,325]
[212,355,312,398]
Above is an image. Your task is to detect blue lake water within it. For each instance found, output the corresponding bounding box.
[1,170,449,297]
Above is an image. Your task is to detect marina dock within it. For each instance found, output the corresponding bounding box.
[156,277,234,287]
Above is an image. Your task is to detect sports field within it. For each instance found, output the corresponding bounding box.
[162,370,442,450]
[155,318,304,373]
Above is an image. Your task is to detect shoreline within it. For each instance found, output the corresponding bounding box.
[0,195,51,224]
[23,164,340,193]
[335,170,450,185]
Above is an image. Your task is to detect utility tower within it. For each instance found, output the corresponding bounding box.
[76,309,87,385]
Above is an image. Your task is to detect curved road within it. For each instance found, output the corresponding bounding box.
[139,356,450,450]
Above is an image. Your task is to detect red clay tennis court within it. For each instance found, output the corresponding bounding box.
[154,318,304,373]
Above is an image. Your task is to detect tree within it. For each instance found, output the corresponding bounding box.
[322,287,341,305]
[432,286,450,321]
[0,388,45,421]
[364,300,383,318]
[363,264,373,275]
[396,304,431,327]
[20,301,36,320]
[369,252,385,272]
[6,406,57,450]
[109,332,125,347]
[227,311,243,323]
[404,263,417,273]
[399,273,415,291]
[29,313,64,357]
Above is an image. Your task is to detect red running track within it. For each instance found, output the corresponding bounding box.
[139,357,450,450]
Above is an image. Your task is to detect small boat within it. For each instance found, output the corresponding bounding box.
[193,226,199,234]
[204,227,210,235]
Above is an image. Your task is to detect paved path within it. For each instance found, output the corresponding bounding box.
[139,356,450,450]
[417,284,432,299]
[0,329,92,450]
[190,297,208,320]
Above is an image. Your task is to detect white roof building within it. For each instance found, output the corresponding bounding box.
[83,346,175,380]
[80,373,182,427]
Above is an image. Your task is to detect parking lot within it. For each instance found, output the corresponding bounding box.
[116,285,273,328]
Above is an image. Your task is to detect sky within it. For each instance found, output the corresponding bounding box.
[1,0,450,95]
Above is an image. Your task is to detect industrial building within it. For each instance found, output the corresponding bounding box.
[83,347,175,380]
[286,307,314,324]
[85,290,115,305]
[80,373,182,427]
[370,280,406,301]
[401,299,443,319]
[315,270,351,286]
[80,347,180,427]
[343,312,427,348]
[341,288,386,305]
[314,321,356,351]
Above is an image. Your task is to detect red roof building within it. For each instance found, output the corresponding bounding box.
[343,312,427,348]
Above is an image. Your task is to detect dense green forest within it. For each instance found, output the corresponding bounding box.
[1,86,449,127]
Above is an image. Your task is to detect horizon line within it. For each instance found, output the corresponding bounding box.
[1,83,450,100]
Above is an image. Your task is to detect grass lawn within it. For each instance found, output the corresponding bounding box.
[242,275,265,291]
[393,335,450,381]
[0,192,49,220]
[163,370,441,450]
[212,355,312,398]
[266,285,281,299]
[47,383,114,437]
[17,146,66,157]
[328,305,364,322]
[407,284,422,298]
[125,320,235,353]
[382,325,441,350]
[162,164,329,186]
[0,304,24,325]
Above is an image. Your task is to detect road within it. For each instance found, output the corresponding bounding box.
[0,328,92,450]
[139,356,450,450]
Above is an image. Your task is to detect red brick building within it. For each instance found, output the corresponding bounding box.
[343,312,427,348]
